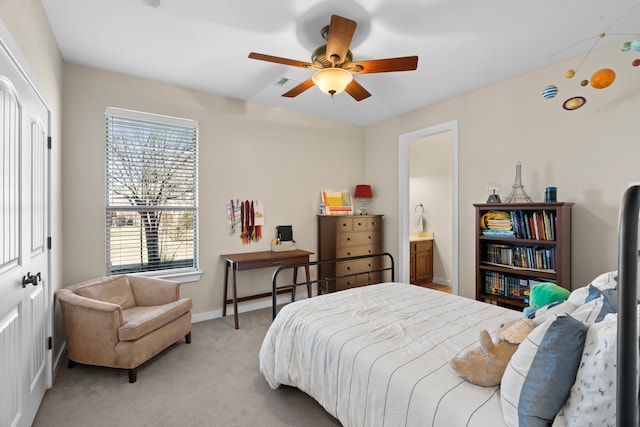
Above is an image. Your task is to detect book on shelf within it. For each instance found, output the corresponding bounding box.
[507,209,556,240]
[483,272,556,301]
[482,229,515,237]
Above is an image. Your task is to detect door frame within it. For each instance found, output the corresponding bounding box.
[398,120,459,294]
[0,19,53,389]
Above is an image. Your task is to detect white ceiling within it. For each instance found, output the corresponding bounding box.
[40,0,640,127]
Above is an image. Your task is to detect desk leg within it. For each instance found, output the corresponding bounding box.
[305,265,311,298]
[222,261,230,318]
[292,268,298,302]
[232,266,239,329]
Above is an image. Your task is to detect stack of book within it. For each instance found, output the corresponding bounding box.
[482,212,515,238]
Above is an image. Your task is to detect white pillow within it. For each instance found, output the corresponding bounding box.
[526,300,578,326]
[570,288,617,326]
[552,313,618,427]
[501,314,588,427]
[568,271,617,306]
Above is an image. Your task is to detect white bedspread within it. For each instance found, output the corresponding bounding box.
[259,282,520,427]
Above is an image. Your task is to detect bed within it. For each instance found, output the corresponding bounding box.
[260,186,640,427]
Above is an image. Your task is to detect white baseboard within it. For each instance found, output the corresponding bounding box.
[191,290,317,324]
[431,277,452,287]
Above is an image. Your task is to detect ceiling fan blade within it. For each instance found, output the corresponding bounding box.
[351,56,419,74]
[325,15,357,66]
[344,79,371,101]
[282,78,315,98]
[248,52,312,69]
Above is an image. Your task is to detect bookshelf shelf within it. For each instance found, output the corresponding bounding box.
[474,202,573,310]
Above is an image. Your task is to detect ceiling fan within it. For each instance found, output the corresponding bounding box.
[248,14,419,101]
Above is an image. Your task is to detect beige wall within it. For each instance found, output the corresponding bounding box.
[0,0,64,365]
[367,41,640,298]
[62,63,365,317]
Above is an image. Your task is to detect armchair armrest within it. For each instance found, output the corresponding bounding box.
[128,275,180,306]
[55,289,124,363]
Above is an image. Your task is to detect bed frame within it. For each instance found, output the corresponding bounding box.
[270,252,395,319]
[617,184,639,426]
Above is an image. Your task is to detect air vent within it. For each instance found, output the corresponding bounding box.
[274,77,301,89]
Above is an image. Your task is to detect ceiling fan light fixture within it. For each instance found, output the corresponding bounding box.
[312,68,353,95]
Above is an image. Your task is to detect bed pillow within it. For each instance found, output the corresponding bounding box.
[570,286,617,325]
[551,312,618,427]
[568,271,617,306]
[501,314,588,427]
[525,300,578,326]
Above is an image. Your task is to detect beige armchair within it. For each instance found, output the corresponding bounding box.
[56,274,193,383]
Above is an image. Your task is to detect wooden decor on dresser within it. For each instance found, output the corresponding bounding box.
[317,215,383,292]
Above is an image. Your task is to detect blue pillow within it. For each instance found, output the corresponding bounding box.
[501,314,588,427]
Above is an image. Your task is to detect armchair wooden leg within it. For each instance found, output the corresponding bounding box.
[185,332,192,344]
[128,368,137,383]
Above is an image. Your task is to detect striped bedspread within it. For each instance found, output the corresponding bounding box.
[259,282,520,427]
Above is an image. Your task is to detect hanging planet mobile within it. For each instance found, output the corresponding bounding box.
[562,96,586,110]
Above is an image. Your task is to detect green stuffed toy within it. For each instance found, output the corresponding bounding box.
[523,282,570,316]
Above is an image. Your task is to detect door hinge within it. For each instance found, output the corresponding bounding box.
[47,236,52,250]
[47,136,52,149]
[48,336,52,350]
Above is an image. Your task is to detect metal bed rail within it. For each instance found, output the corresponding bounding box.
[270,252,395,319]
[617,184,640,426]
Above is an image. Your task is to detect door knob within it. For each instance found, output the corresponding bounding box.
[21,272,41,288]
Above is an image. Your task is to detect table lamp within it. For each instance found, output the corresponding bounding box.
[354,184,373,215]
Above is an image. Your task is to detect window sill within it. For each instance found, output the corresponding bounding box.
[133,268,203,284]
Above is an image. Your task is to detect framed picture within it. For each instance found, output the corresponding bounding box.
[321,189,353,215]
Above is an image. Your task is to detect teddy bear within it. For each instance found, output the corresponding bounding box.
[449,318,535,387]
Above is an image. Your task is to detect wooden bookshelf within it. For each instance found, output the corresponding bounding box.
[474,202,573,310]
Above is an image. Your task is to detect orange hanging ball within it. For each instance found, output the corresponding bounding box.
[590,68,616,89]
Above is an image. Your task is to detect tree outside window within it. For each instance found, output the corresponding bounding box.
[105,107,198,275]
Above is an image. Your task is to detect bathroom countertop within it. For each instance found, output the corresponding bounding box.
[410,231,434,242]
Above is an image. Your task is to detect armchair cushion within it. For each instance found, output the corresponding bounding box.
[119,298,193,341]
[74,275,137,309]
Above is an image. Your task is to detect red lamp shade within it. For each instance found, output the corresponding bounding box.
[354,184,373,199]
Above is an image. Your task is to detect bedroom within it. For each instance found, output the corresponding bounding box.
[0,0,639,426]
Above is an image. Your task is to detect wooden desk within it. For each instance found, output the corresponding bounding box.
[221,249,313,329]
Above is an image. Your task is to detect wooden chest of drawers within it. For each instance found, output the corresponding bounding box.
[317,215,383,293]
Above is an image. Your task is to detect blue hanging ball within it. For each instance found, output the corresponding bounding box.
[631,38,640,52]
[542,85,558,99]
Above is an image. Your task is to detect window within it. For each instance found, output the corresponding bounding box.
[105,107,199,279]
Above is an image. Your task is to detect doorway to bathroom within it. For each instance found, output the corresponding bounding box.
[398,120,458,295]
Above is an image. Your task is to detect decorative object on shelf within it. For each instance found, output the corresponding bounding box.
[354,184,373,215]
[486,187,502,204]
[545,187,557,203]
[504,162,533,203]
[321,189,353,215]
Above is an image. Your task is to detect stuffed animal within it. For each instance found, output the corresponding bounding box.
[523,282,570,317]
[450,318,535,387]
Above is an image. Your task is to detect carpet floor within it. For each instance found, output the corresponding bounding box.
[33,307,340,427]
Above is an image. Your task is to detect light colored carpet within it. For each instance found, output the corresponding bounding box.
[33,307,340,427]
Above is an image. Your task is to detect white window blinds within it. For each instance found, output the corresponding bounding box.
[105,107,198,275]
